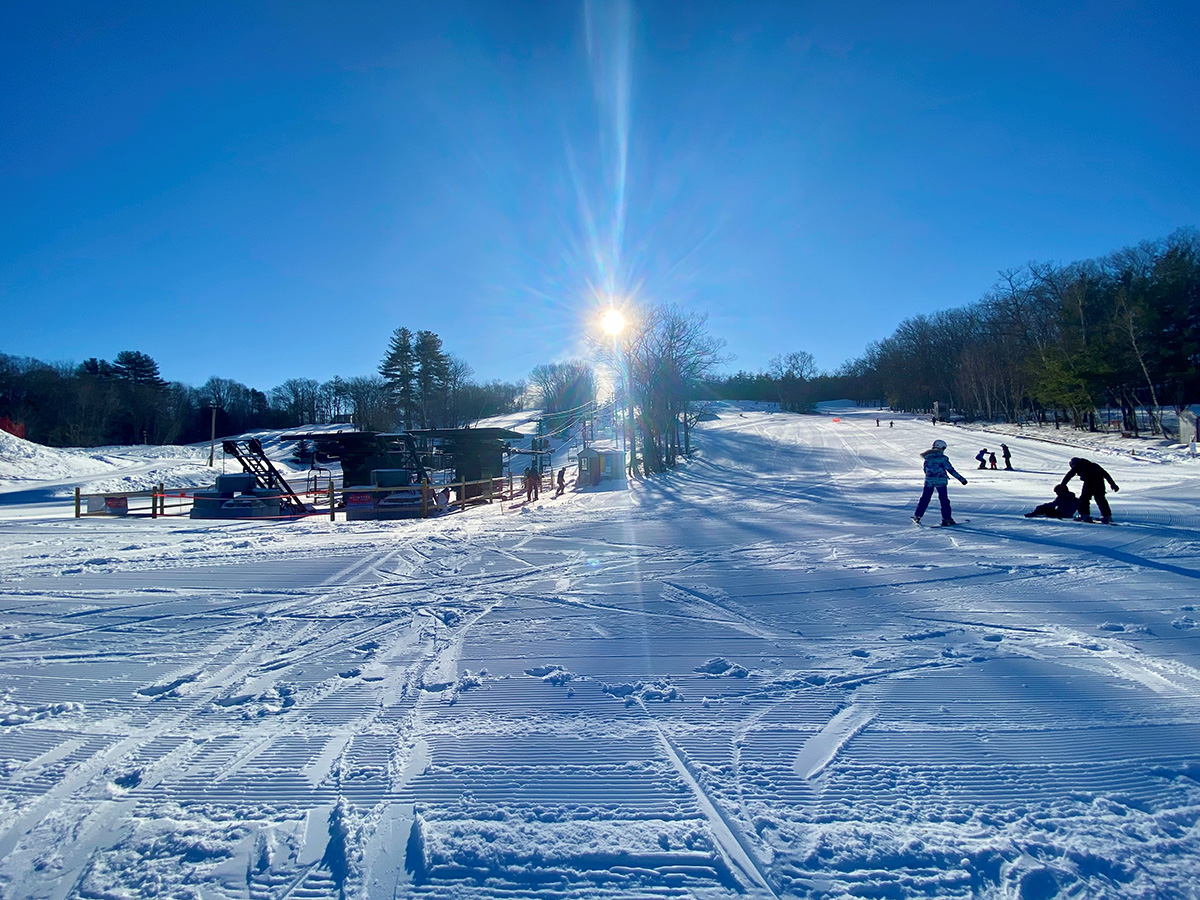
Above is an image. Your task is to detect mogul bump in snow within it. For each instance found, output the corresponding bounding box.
[1060,456,1120,523]
[912,439,968,526]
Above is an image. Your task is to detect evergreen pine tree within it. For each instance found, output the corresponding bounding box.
[111,351,166,387]
[76,357,115,378]
[379,327,417,429]
[414,330,449,428]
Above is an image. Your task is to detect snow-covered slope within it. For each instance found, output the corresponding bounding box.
[1,408,1198,899]
[0,429,140,485]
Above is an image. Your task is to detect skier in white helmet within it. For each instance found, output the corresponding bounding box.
[912,439,968,526]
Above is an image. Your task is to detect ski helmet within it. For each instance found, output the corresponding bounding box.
[932,439,947,451]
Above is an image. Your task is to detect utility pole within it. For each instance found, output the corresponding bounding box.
[208,406,218,466]
[536,418,544,477]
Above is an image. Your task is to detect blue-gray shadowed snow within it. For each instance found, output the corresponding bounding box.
[1,402,1199,898]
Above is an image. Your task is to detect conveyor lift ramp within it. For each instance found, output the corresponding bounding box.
[221,438,309,517]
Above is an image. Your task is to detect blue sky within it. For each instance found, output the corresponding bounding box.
[2,1,1197,391]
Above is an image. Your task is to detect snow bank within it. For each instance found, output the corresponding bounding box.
[0,430,129,485]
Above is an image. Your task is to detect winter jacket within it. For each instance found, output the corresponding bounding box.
[921,449,965,486]
[1051,491,1080,518]
[1027,489,1080,519]
[1061,459,1118,492]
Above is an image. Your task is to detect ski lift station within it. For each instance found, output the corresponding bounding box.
[78,424,578,522]
[190,439,311,519]
[185,428,525,521]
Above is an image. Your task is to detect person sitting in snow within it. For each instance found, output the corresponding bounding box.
[976,448,989,469]
[1024,484,1080,519]
[1059,457,1119,523]
[912,439,968,527]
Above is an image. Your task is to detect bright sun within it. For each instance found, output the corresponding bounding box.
[600,309,625,335]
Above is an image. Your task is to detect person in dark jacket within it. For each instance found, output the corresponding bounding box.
[988,452,998,469]
[1060,457,1119,523]
[1001,443,1012,470]
[912,439,968,526]
[1024,484,1080,519]
[554,467,566,498]
[976,448,988,469]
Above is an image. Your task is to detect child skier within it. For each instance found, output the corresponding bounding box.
[1024,484,1080,519]
[913,439,968,526]
[988,452,998,469]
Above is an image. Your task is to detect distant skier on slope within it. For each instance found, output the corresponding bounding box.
[912,439,968,527]
[1059,457,1119,523]
[976,448,989,469]
[1023,484,1080,519]
[1001,443,1012,470]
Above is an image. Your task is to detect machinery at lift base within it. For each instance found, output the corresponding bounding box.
[190,473,288,519]
[344,469,427,520]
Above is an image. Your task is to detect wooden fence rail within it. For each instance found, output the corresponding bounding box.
[76,477,516,521]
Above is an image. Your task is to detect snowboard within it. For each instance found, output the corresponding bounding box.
[912,518,969,528]
[1028,516,1117,526]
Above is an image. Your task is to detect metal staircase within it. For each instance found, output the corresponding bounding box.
[221,438,310,517]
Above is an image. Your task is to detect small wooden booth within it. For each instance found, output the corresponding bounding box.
[577,448,626,486]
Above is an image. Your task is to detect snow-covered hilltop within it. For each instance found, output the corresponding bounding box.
[1,407,1198,899]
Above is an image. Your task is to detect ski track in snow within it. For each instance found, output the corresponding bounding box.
[1,405,1200,899]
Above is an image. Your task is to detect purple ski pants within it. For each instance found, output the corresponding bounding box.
[914,483,952,522]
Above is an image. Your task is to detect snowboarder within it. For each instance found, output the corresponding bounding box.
[889,420,894,428]
[1001,443,1012,470]
[912,439,968,527]
[1059,457,1119,523]
[554,467,566,498]
[976,448,989,469]
[988,452,998,469]
[1023,484,1080,519]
